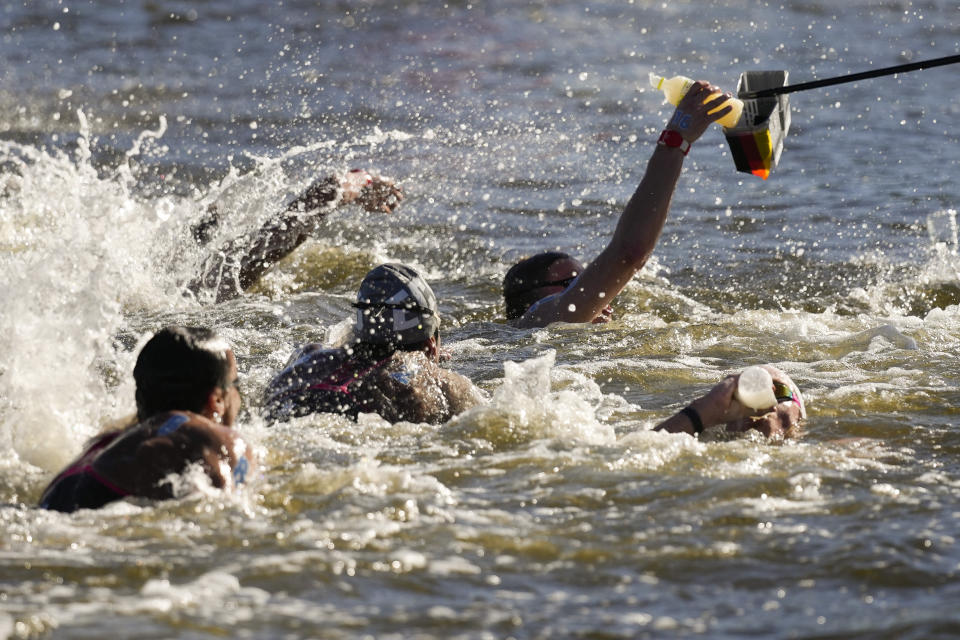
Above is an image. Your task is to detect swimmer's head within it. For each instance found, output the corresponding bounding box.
[133,326,233,420]
[766,365,807,421]
[354,263,440,348]
[503,251,584,319]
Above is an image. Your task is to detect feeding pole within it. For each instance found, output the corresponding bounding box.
[724,53,960,179]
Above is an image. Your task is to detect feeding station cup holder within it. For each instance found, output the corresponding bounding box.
[723,70,791,180]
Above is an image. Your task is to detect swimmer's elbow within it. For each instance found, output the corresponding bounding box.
[613,240,652,271]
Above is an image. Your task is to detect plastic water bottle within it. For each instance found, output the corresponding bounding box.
[735,366,777,411]
[648,72,744,128]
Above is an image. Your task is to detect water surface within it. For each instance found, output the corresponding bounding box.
[2,1,960,638]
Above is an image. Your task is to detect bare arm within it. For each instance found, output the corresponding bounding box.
[436,367,487,415]
[190,170,403,303]
[135,421,255,496]
[357,354,485,424]
[95,413,256,499]
[655,370,805,438]
[518,83,732,328]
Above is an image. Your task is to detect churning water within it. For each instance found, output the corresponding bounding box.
[2,1,960,638]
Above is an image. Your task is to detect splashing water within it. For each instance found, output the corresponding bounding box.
[446,350,616,447]
[4,2,960,638]
[0,113,192,469]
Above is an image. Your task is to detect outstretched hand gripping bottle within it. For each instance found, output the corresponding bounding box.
[734,366,777,411]
[649,72,744,128]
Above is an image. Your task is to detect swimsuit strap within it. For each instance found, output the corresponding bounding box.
[49,418,179,501]
[49,461,131,498]
[232,456,250,485]
[156,413,190,436]
[80,466,132,497]
[307,355,393,395]
[53,431,122,479]
[307,380,352,394]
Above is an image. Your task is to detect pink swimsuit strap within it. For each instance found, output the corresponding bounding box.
[81,466,131,497]
[307,356,392,395]
[55,431,131,497]
[54,461,131,497]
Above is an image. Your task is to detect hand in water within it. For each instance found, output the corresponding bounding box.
[592,304,614,323]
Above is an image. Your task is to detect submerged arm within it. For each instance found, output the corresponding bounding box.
[436,367,487,415]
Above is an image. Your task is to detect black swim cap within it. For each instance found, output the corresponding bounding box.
[354,263,440,346]
[503,251,584,319]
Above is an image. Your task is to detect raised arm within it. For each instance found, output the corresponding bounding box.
[189,169,403,303]
[517,82,732,327]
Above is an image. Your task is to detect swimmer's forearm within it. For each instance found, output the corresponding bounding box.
[197,170,400,302]
[190,176,342,301]
[440,369,486,414]
[654,396,724,435]
[283,176,341,214]
[610,145,685,268]
[529,146,686,326]
[611,83,725,268]
[235,176,343,291]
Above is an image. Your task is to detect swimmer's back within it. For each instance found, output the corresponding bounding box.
[39,431,127,512]
[262,344,383,422]
[263,344,479,424]
[40,411,250,513]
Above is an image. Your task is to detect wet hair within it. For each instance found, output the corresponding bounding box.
[133,326,232,420]
[502,251,584,320]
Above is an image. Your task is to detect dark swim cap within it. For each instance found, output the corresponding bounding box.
[354,263,440,346]
[502,251,584,319]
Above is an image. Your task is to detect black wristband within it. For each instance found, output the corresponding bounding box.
[680,406,705,435]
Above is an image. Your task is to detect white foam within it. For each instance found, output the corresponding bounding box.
[445,350,616,447]
[0,127,174,468]
[427,555,483,576]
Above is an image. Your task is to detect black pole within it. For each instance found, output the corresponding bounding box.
[739,53,960,99]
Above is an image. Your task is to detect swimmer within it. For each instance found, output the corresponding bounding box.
[39,327,255,513]
[263,263,485,424]
[190,168,403,302]
[655,365,807,438]
[503,81,735,328]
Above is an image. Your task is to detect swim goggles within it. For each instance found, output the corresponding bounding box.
[774,382,803,408]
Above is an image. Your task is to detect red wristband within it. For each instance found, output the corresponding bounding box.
[348,168,373,186]
[658,130,691,156]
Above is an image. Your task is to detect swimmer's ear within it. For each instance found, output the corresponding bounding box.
[204,387,227,423]
[424,336,439,361]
